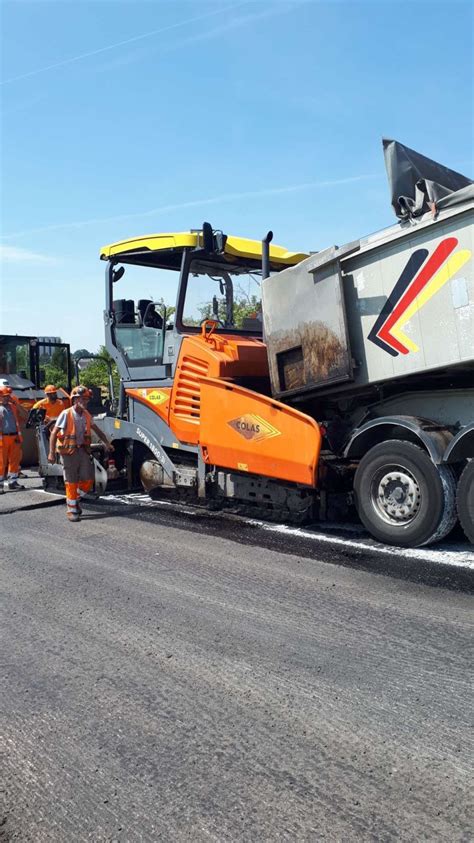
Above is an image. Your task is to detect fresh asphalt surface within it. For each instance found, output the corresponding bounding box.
[1,478,473,841]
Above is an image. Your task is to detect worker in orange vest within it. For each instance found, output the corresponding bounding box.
[0,385,24,492]
[33,384,70,425]
[48,385,114,522]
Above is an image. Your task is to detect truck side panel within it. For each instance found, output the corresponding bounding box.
[346,210,473,385]
[263,206,473,400]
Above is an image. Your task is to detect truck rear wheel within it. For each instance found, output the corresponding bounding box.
[457,460,474,544]
[354,440,457,547]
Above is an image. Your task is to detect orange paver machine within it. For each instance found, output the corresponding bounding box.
[95,225,322,522]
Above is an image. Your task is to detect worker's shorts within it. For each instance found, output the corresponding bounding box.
[61,448,94,484]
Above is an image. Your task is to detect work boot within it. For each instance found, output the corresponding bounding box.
[67,510,80,522]
[7,480,25,491]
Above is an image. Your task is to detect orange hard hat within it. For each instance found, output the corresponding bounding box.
[0,385,12,396]
[44,384,58,394]
[70,385,89,401]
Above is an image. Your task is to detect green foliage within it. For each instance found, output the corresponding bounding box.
[157,299,175,322]
[78,346,119,396]
[51,346,67,370]
[42,364,69,390]
[234,293,262,327]
[39,346,70,389]
[197,292,262,328]
[14,344,29,373]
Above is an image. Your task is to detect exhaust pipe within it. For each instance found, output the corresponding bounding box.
[262,230,273,280]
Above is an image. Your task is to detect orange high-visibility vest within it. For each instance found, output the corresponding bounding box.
[56,407,92,455]
[0,401,23,443]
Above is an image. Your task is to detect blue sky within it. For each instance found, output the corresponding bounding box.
[1,0,473,351]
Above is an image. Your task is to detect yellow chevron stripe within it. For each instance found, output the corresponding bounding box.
[391,250,471,352]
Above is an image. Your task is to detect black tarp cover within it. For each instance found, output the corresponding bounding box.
[383,138,473,220]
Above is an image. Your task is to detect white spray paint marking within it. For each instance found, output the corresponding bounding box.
[106,493,173,507]
[245,521,474,570]
[105,493,199,516]
[104,492,474,570]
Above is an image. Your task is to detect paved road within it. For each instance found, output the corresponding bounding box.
[1,488,473,841]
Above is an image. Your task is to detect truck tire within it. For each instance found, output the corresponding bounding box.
[354,440,457,547]
[457,460,474,544]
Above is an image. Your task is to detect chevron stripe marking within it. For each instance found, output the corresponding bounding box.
[378,237,458,354]
[391,249,472,352]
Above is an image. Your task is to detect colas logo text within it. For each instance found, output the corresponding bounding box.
[228,413,281,443]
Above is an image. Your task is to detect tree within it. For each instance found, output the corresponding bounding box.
[157,299,175,323]
[72,348,91,361]
[197,291,262,328]
[78,346,119,396]
[39,346,70,389]
[42,364,69,389]
[14,344,29,374]
[51,346,67,371]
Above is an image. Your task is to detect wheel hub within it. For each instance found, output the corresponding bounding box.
[373,468,422,524]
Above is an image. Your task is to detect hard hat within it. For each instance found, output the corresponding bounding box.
[0,378,10,388]
[44,384,58,394]
[71,385,89,401]
[0,385,12,396]
[78,386,92,398]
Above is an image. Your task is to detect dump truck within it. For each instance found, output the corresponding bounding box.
[39,140,474,546]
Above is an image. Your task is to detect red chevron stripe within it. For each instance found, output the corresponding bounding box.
[377,326,411,356]
[378,237,458,353]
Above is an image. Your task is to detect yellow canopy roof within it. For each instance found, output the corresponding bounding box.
[100,231,307,271]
